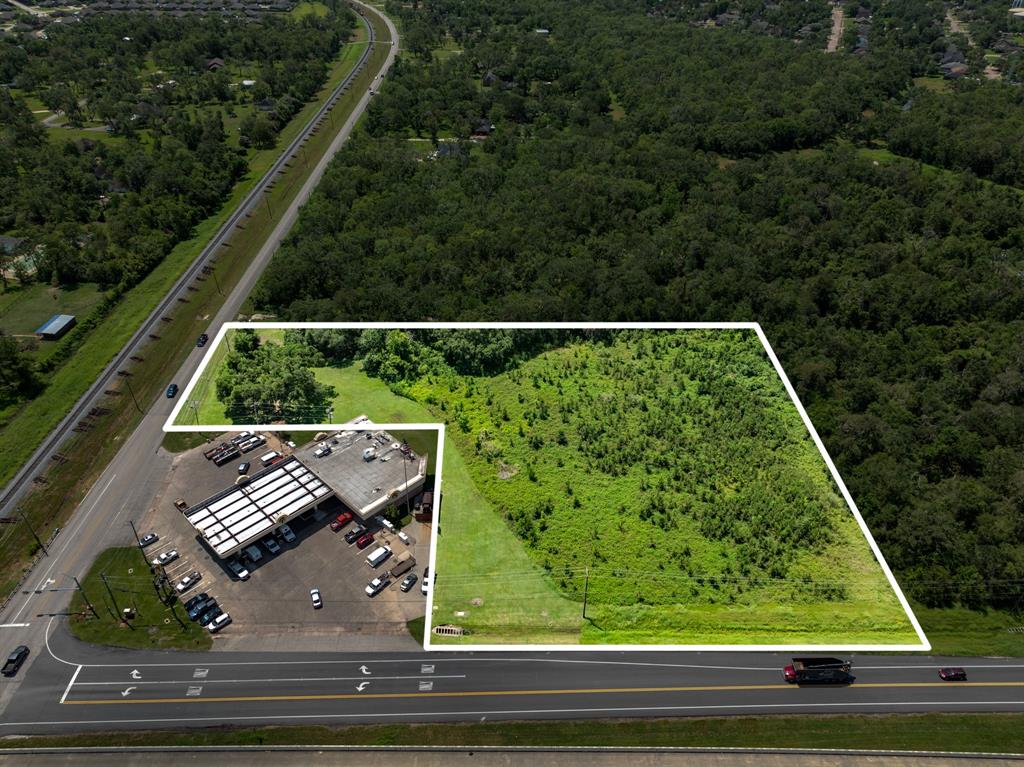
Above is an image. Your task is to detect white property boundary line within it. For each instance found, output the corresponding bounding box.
[163,322,930,653]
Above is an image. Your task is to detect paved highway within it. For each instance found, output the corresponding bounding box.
[0,0,389,518]
[0,0,398,719]
[2,620,1024,733]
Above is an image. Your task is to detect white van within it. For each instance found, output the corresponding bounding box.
[366,546,392,568]
[362,447,377,461]
[259,450,280,467]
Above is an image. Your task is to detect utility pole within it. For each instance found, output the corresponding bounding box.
[582,567,590,620]
[128,518,142,548]
[123,377,143,414]
[100,573,120,617]
[18,508,48,556]
[73,576,98,618]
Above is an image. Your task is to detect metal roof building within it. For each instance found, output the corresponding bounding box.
[35,314,76,340]
[184,456,331,558]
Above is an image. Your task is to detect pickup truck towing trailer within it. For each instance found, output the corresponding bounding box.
[784,657,854,684]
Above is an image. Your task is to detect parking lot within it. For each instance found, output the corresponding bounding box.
[139,432,432,652]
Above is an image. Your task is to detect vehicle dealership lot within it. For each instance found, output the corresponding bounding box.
[140,433,430,650]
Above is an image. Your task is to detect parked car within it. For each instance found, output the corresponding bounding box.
[183,592,209,612]
[355,532,374,550]
[196,333,209,347]
[277,524,296,543]
[151,549,178,567]
[175,570,202,593]
[399,573,418,592]
[198,605,223,626]
[138,533,159,548]
[344,526,367,544]
[227,558,250,580]
[237,461,250,475]
[207,613,232,633]
[310,587,322,609]
[1,646,29,677]
[365,575,389,597]
[330,512,354,532]
[397,531,412,545]
[165,383,179,398]
[421,567,430,596]
[188,598,216,621]
[262,537,281,555]
[939,667,967,681]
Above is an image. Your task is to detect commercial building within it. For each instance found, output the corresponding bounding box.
[35,314,76,341]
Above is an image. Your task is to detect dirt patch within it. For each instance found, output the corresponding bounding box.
[497,462,518,480]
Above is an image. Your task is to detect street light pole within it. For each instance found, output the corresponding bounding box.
[18,508,48,556]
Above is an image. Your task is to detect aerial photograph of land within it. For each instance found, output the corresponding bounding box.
[177,325,922,647]
[2,0,1024,757]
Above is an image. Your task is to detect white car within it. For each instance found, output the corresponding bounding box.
[207,612,231,633]
[421,567,430,596]
[152,549,178,567]
[175,571,201,593]
[397,531,411,545]
[365,575,389,597]
[277,524,296,543]
[310,587,322,609]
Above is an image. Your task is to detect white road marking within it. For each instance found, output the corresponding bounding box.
[186,686,203,697]
[419,680,433,691]
[421,664,434,674]
[72,674,467,686]
[0,623,30,628]
[59,665,82,705]
[10,474,117,623]
[7,699,1024,729]
[193,668,209,679]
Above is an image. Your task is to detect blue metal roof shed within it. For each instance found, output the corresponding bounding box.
[35,314,76,340]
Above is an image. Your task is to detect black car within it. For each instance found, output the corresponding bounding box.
[344,526,367,544]
[399,573,418,592]
[198,605,223,626]
[196,333,209,347]
[188,598,217,621]
[237,461,250,475]
[138,532,159,548]
[165,383,179,398]
[183,592,209,612]
[939,667,967,681]
[1,646,29,677]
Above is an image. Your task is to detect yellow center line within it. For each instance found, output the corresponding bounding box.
[61,681,1024,706]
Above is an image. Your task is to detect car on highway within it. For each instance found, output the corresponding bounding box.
[277,524,296,543]
[183,592,209,612]
[399,573,418,592]
[165,383,179,398]
[138,532,159,548]
[208,613,232,633]
[237,461,250,475]
[310,587,322,609]
[1,646,29,677]
[151,549,179,567]
[175,570,202,593]
[188,598,216,621]
[227,558,250,580]
[330,511,354,531]
[196,333,209,347]
[421,567,430,596]
[939,667,967,681]
[262,537,281,555]
[355,532,374,550]
[365,575,389,597]
[344,525,366,544]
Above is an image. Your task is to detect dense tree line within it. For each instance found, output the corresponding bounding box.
[251,0,1024,612]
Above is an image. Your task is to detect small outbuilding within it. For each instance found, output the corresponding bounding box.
[36,314,77,341]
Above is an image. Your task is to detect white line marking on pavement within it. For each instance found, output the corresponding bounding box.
[73,674,467,686]
[0,623,30,628]
[6,699,1024,729]
[10,474,117,623]
[60,665,82,705]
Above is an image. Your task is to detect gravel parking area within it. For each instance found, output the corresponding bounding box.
[140,433,431,651]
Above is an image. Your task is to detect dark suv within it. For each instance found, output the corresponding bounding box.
[1,646,29,677]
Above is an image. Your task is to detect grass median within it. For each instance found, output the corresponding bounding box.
[68,547,212,651]
[0,7,392,605]
[2,713,1023,752]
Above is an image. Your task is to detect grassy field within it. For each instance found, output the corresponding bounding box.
[0,282,107,357]
[916,606,1024,657]
[412,331,918,645]
[0,10,392,605]
[68,547,212,651]
[2,713,1023,752]
[291,0,331,18]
